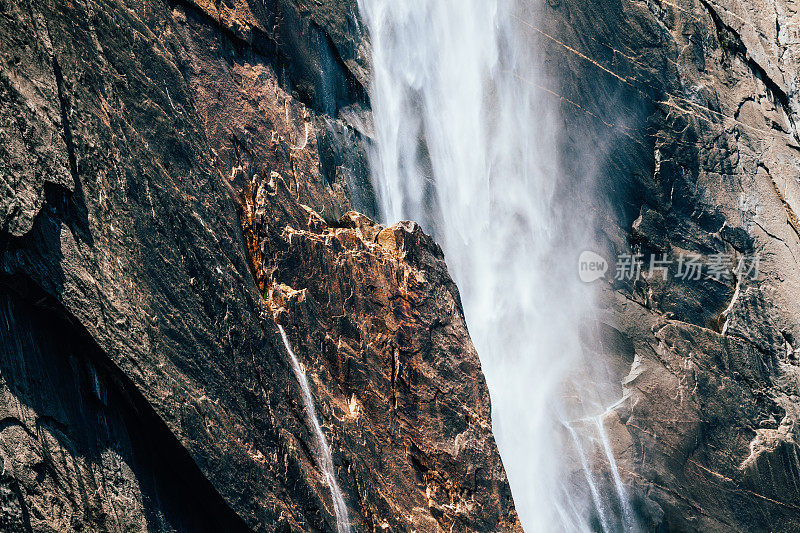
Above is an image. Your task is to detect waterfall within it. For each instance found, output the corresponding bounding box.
[278,326,351,533]
[358,0,633,530]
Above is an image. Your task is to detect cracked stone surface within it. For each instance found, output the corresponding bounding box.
[537,0,800,529]
[0,0,73,236]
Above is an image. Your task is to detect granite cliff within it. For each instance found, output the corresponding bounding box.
[4,0,800,531]
[0,0,518,530]
[536,0,800,530]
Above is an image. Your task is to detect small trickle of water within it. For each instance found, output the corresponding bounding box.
[278,325,351,533]
[595,416,637,531]
[567,425,611,532]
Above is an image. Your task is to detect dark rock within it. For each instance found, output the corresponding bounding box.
[0,0,517,530]
[540,0,800,529]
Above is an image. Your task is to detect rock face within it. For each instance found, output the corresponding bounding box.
[0,0,520,531]
[263,207,519,531]
[533,0,800,530]
[6,0,800,530]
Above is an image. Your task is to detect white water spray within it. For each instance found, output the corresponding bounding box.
[278,325,351,533]
[358,0,634,530]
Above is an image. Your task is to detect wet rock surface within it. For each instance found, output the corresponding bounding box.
[537,0,800,530]
[0,0,516,531]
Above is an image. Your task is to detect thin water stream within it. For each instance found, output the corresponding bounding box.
[279,325,351,533]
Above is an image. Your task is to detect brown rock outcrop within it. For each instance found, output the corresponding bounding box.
[259,203,521,530]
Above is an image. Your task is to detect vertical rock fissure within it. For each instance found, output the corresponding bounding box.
[51,56,78,184]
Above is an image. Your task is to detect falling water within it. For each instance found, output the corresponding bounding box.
[567,425,612,532]
[278,326,351,533]
[358,0,632,530]
[596,416,636,528]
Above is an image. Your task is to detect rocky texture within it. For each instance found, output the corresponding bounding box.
[0,0,73,236]
[534,0,800,530]
[0,288,252,532]
[0,0,516,531]
[261,206,520,531]
[10,0,800,529]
